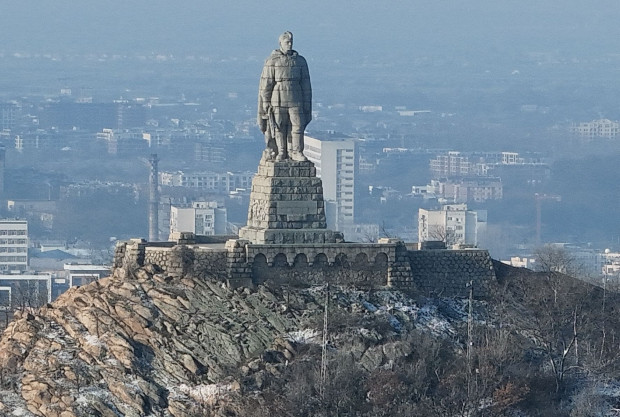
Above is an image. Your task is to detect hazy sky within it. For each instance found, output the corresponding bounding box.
[2,0,619,61]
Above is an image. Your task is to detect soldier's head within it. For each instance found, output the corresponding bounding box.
[278,31,293,54]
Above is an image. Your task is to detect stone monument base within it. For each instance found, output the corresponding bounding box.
[238,159,342,245]
[239,226,343,245]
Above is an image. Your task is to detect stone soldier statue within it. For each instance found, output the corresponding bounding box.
[258,31,312,161]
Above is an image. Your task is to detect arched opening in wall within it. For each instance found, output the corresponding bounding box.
[354,252,369,267]
[314,253,328,268]
[293,253,308,268]
[252,253,269,284]
[273,253,289,268]
[375,252,388,267]
[334,253,349,268]
[253,253,267,266]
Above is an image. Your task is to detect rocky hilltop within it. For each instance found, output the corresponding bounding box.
[1,261,620,416]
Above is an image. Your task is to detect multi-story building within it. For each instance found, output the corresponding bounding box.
[603,250,620,288]
[64,263,110,287]
[96,128,149,155]
[430,151,473,178]
[0,147,5,197]
[170,201,227,236]
[0,274,53,309]
[501,257,536,269]
[427,177,503,203]
[303,132,356,230]
[418,204,487,248]
[160,171,254,194]
[430,150,549,187]
[570,119,620,139]
[1,102,19,131]
[602,249,620,273]
[0,219,28,273]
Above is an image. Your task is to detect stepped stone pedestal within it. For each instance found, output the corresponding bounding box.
[239,159,343,244]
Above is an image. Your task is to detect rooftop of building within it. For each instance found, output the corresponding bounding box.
[305,130,353,142]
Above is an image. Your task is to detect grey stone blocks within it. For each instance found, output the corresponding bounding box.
[239,159,341,244]
[408,249,496,298]
[111,238,497,300]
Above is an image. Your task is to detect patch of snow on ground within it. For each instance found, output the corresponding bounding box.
[178,383,233,404]
[286,329,321,344]
[370,290,457,338]
[73,387,118,412]
[11,407,34,417]
[84,334,104,347]
[304,286,463,340]
[417,305,457,338]
[393,302,418,315]
[39,321,68,344]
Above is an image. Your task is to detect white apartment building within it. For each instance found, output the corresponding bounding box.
[0,219,28,273]
[603,250,620,278]
[96,129,149,155]
[502,257,536,269]
[571,119,620,139]
[418,204,487,248]
[0,274,52,309]
[430,151,473,178]
[304,133,356,230]
[430,151,534,178]
[159,171,254,194]
[500,152,523,164]
[427,177,503,203]
[64,263,110,287]
[170,201,227,236]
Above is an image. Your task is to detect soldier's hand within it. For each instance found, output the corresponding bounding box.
[259,118,267,133]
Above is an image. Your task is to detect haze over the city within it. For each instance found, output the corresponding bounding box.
[2,3,620,415]
[0,0,618,258]
[3,0,620,56]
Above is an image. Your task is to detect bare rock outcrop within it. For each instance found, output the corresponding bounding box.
[0,265,330,416]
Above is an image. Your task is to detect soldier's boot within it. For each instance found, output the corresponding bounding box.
[275,134,287,161]
[289,134,308,162]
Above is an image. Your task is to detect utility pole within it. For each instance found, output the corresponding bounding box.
[466,280,474,405]
[320,283,329,401]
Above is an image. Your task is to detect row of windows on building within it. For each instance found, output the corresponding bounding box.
[0,256,27,263]
[0,247,27,253]
[0,239,27,245]
[0,230,27,236]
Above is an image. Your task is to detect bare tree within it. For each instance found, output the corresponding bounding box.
[427,225,456,246]
[533,244,582,277]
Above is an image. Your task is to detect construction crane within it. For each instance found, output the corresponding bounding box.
[139,154,160,242]
[535,193,561,245]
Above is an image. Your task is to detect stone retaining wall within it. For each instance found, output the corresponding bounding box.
[113,237,497,298]
[250,248,390,288]
[114,239,228,280]
[144,245,228,280]
[407,249,495,298]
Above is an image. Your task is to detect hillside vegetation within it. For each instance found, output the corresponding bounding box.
[0,261,619,416]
